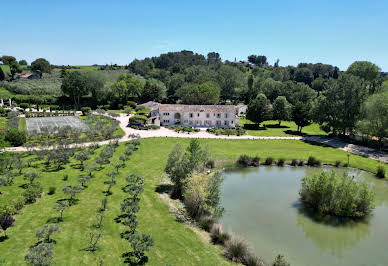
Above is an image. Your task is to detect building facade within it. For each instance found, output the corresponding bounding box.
[156,104,238,128]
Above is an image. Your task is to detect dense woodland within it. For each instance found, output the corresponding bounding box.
[1,51,388,144]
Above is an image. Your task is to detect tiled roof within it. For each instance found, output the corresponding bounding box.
[159,104,236,113]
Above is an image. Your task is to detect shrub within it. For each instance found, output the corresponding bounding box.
[237,155,251,167]
[343,163,349,167]
[251,156,260,167]
[298,160,305,166]
[264,157,274,165]
[22,182,43,203]
[81,107,91,116]
[48,187,56,195]
[376,165,386,179]
[245,253,266,266]
[272,254,290,266]
[291,159,298,166]
[307,156,317,166]
[5,128,27,146]
[129,115,147,124]
[199,215,216,232]
[13,197,26,211]
[224,236,250,263]
[277,158,285,167]
[299,171,375,218]
[206,159,215,169]
[127,101,136,108]
[335,160,341,167]
[63,174,68,181]
[210,224,230,245]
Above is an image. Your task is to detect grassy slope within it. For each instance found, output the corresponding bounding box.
[0,138,386,265]
[0,118,7,130]
[240,119,327,136]
[18,118,26,132]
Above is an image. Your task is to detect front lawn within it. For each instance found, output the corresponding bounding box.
[240,119,327,137]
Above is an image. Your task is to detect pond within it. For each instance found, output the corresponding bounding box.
[220,166,388,266]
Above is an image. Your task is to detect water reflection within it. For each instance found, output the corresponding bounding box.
[220,166,388,266]
[296,210,371,258]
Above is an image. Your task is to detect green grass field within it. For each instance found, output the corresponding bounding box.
[0,65,10,73]
[18,118,26,132]
[240,119,327,137]
[0,65,28,73]
[0,138,386,265]
[0,117,7,131]
[0,88,15,98]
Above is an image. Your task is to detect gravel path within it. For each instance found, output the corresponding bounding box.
[3,113,388,164]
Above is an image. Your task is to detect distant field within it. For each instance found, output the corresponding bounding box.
[240,119,327,136]
[0,65,28,73]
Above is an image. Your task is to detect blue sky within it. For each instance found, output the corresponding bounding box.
[1,0,387,70]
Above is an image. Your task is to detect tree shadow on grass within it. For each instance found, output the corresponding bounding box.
[56,198,79,206]
[284,130,307,136]
[0,235,9,242]
[80,246,100,252]
[154,184,173,194]
[154,184,182,200]
[102,190,112,196]
[243,124,267,131]
[43,165,64,173]
[114,214,128,224]
[46,217,61,224]
[18,183,30,189]
[301,139,332,148]
[121,252,148,265]
[265,124,290,129]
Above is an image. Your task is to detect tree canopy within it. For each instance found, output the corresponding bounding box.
[175,81,220,104]
[31,58,51,78]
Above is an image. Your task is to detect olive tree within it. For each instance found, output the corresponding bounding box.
[24,243,54,266]
[53,201,69,221]
[36,224,61,243]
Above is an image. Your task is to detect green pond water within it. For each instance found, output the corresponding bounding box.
[220,166,388,266]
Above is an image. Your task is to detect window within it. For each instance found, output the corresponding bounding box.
[189,121,193,125]
[225,113,228,118]
[206,113,210,118]
[217,113,221,118]
[184,120,188,123]
[163,120,170,123]
[190,113,193,118]
[163,112,170,116]
[216,120,221,126]
[197,113,200,117]
[224,121,229,126]
[231,120,234,124]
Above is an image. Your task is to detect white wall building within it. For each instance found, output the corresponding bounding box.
[156,104,238,128]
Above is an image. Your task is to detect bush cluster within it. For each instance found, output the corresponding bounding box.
[237,155,260,167]
[299,171,375,218]
[207,126,246,136]
[167,125,200,133]
[307,156,321,166]
[130,124,160,130]
[376,165,386,179]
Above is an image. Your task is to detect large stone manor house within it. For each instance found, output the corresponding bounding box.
[140,102,240,128]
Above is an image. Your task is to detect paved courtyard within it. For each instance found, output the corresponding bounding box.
[26,116,89,134]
